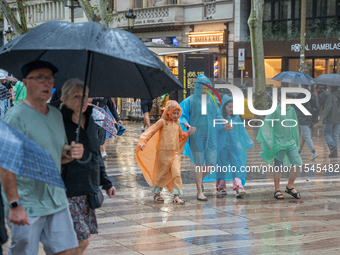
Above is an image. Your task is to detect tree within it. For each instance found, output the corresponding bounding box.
[247,0,267,114]
[0,0,118,38]
[0,0,27,35]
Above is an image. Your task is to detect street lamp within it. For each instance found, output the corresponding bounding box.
[5,27,14,42]
[125,9,136,31]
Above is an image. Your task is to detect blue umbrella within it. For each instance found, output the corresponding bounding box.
[0,120,65,188]
[272,71,316,85]
[315,73,340,86]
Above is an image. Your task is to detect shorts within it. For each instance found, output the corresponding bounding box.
[190,124,216,166]
[274,148,302,167]
[6,208,78,255]
[68,195,98,242]
[141,99,153,114]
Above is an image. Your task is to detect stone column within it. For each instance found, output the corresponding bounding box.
[130,0,134,9]
[143,0,148,7]
[162,0,167,6]
[114,0,117,11]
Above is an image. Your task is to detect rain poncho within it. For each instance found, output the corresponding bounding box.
[179,74,221,166]
[206,95,253,183]
[136,100,189,194]
[13,81,26,105]
[323,89,340,124]
[257,104,300,166]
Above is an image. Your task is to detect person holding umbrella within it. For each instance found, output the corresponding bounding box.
[60,78,115,255]
[1,60,84,255]
[294,84,320,160]
[92,97,122,159]
[323,86,340,158]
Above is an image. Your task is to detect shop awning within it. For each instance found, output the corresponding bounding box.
[146,45,210,56]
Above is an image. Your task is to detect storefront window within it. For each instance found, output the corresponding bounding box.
[334,59,340,74]
[214,55,227,82]
[165,56,178,78]
[265,59,282,87]
[288,58,313,77]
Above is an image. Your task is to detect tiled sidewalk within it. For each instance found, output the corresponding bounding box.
[3,122,340,254]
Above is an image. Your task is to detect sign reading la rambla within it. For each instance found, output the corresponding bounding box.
[291,43,340,52]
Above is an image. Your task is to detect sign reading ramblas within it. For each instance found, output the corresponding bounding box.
[291,43,340,52]
[201,85,312,116]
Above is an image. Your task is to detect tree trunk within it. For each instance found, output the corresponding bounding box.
[79,0,95,21]
[98,0,108,27]
[0,0,25,35]
[247,0,267,114]
[16,0,28,34]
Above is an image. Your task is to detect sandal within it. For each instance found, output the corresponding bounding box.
[216,189,227,195]
[153,194,164,202]
[173,196,185,205]
[274,190,284,199]
[285,186,300,199]
[197,195,208,201]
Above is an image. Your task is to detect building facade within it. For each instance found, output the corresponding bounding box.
[2,0,90,45]
[233,0,340,86]
[112,0,235,83]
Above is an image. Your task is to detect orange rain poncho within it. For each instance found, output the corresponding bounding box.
[136,100,189,194]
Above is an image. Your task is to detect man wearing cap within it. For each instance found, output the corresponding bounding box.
[0,60,84,255]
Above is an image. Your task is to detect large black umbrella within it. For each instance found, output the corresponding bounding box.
[0,20,183,164]
[0,20,183,99]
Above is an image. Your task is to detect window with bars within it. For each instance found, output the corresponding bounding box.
[134,0,143,8]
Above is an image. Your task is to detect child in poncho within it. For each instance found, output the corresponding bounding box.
[213,95,254,197]
[136,100,195,204]
[257,93,302,199]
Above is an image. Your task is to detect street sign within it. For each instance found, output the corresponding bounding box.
[238,48,245,70]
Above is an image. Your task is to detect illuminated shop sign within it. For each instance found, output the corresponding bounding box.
[188,31,224,45]
[291,43,340,52]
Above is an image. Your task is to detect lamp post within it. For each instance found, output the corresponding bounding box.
[5,27,14,42]
[125,9,136,31]
[64,0,82,23]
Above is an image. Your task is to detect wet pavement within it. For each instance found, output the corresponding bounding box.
[3,121,340,254]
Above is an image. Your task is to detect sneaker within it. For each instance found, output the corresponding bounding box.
[236,189,246,198]
[141,126,145,132]
[101,151,108,159]
[329,148,338,158]
[310,152,319,160]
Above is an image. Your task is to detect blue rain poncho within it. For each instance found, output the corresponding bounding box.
[257,104,301,167]
[179,74,221,166]
[205,95,253,183]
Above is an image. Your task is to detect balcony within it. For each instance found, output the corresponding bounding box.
[24,1,65,25]
[111,0,233,32]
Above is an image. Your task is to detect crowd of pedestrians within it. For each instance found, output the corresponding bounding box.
[0,62,339,254]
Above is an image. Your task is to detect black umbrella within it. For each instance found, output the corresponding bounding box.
[0,21,183,163]
[0,21,183,98]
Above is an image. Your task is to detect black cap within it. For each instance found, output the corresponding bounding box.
[21,60,58,78]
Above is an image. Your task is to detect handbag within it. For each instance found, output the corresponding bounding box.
[88,187,104,210]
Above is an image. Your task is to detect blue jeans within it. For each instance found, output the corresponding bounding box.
[323,123,340,151]
[300,125,314,152]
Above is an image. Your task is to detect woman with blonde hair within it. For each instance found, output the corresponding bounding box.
[60,78,116,254]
